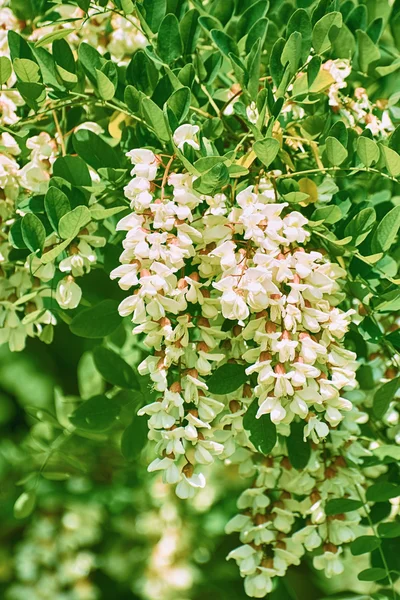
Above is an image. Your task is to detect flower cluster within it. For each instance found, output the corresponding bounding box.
[111,125,357,503]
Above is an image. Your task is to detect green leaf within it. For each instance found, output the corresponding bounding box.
[344,207,376,245]
[58,206,91,240]
[44,187,71,233]
[142,0,166,32]
[121,0,134,14]
[167,86,191,123]
[126,50,158,95]
[14,490,36,519]
[78,42,102,85]
[95,68,115,100]
[73,129,121,170]
[53,155,92,187]
[70,300,122,339]
[56,65,77,86]
[325,498,363,515]
[207,363,247,395]
[0,56,12,84]
[34,28,72,48]
[351,536,381,555]
[325,136,348,166]
[180,8,201,55]
[236,0,269,40]
[373,377,400,419]
[69,395,120,432]
[121,417,148,461]
[357,137,380,167]
[287,421,311,470]
[245,17,269,54]
[378,521,400,538]
[21,213,46,253]
[312,12,343,54]
[243,399,277,455]
[157,14,183,64]
[40,238,71,264]
[358,568,387,582]
[379,145,400,177]
[211,29,239,58]
[13,58,40,82]
[371,205,400,253]
[93,347,140,390]
[193,163,230,195]
[141,96,169,141]
[281,31,302,74]
[356,29,380,74]
[254,137,280,167]
[366,482,400,502]
[287,8,312,61]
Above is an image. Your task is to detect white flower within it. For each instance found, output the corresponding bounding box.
[313,547,344,578]
[175,471,205,499]
[55,277,82,309]
[173,124,200,151]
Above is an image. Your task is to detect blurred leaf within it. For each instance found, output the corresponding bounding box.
[14,490,36,519]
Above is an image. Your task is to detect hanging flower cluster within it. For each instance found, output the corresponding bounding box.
[110,129,358,488]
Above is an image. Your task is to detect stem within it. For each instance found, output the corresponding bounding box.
[52,110,66,156]
[276,166,399,183]
[355,484,397,599]
[161,155,175,201]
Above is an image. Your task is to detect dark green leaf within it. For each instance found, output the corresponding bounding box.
[344,207,376,245]
[69,395,120,432]
[366,482,400,502]
[287,421,311,469]
[351,536,381,555]
[44,188,71,233]
[53,155,92,187]
[243,399,277,455]
[121,417,148,460]
[167,86,191,122]
[325,498,363,515]
[142,0,166,32]
[358,568,387,582]
[73,130,121,170]
[378,521,400,538]
[21,213,46,253]
[180,9,201,54]
[373,378,400,419]
[70,300,122,339]
[211,29,239,58]
[93,347,140,390]
[207,363,247,395]
[157,14,183,64]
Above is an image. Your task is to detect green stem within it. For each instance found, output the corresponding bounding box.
[355,484,397,599]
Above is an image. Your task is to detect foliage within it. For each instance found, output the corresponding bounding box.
[1,0,400,598]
